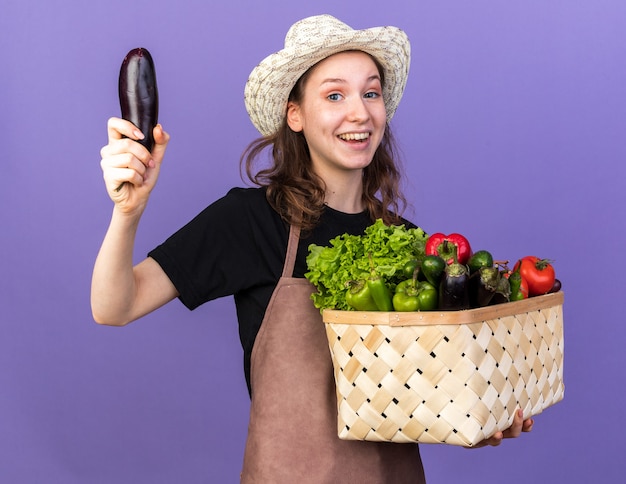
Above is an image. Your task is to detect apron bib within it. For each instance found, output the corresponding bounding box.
[241,225,426,483]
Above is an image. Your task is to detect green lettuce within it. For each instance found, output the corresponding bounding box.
[305,219,428,311]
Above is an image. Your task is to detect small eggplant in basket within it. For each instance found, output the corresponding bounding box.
[469,266,501,308]
[489,273,511,305]
[548,278,562,293]
[438,248,470,310]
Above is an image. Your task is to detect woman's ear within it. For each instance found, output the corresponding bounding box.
[286,101,303,132]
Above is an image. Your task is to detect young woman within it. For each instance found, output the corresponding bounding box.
[92,15,533,483]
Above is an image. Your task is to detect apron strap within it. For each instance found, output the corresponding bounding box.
[282,224,301,278]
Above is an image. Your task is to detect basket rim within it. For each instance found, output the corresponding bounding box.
[323,291,564,327]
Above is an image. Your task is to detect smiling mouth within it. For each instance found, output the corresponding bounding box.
[338,132,370,141]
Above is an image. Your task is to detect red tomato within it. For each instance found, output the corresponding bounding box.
[513,256,556,296]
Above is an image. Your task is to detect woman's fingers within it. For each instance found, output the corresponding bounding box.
[101,128,155,172]
[106,116,145,143]
[522,416,535,432]
[99,119,169,206]
[101,152,148,183]
[150,124,169,163]
[502,409,524,439]
[503,409,534,436]
[153,123,169,147]
[102,152,145,173]
[467,409,534,449]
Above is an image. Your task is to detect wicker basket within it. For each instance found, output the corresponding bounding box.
[322,291,564,447]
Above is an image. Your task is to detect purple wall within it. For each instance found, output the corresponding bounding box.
[2,1,624,482]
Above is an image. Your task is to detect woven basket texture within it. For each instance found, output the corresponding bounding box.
[323,293,564,447]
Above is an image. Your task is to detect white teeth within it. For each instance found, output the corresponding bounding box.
[339,132,369,141]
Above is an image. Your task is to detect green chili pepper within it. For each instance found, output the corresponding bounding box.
[345,279,379,311]
[508,266,529,301]
[367,254,394,311]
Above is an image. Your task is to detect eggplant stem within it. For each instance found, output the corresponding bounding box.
[494,260,510,270]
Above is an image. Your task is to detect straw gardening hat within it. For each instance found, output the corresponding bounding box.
[244,14,411,137]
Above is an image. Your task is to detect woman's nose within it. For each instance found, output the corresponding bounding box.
[347,97,370,122]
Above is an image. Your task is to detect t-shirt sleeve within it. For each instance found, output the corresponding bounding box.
[148,187,284,310]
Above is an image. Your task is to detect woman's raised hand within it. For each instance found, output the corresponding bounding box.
[99,117,170,214]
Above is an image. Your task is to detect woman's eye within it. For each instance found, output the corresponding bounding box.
[364,91,380,99]
[328,93,342,101]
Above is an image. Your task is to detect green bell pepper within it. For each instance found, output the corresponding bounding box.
[392,279,438,312]
[416,281,438,311]
[345,279,379,311]
[392,287,421,311]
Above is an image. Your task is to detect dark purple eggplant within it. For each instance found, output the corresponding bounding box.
[489,272,511,305]
[119,47,159,152]
[114,48,158,191]
[438,260,470,310]
[469,266,500,308]
[548,278,562,293]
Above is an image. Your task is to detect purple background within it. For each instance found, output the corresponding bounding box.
[2,1,625,482]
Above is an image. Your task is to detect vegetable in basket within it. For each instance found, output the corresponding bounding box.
[425,233,472,265]
[345,280,379,311]
[513,256,556,296]
[393,278,438,312]
[420,255,446,287]
[549,279,562,293]
[305,219,428,311]
[467,250,494,274]
[469,266,501,308]
[366,254,394,311]
[438,246,470,310]
[490,273,512,305]
[401,259,420,279]
[507,266,529,301]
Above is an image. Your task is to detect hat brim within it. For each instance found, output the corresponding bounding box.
[244,15,411,137]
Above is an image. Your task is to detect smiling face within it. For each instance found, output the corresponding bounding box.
[286,51,387,182]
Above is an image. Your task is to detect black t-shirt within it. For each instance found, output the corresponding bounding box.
[148,187,375,392]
